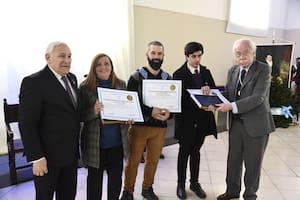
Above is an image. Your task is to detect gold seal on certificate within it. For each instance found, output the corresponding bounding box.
[170,84,176,91]
[127,95,133,101]
[97,88,144,122]
[142,80,182,113]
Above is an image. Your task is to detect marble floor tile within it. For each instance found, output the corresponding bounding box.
[1,126,300,200]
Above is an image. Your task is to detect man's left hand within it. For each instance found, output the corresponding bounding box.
[216,103,233,112]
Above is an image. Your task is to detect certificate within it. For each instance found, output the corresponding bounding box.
[97,87,144,122]
[187,89,230,108]
[142,80,182,112]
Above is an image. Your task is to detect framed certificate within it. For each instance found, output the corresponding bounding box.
[142,80,182,113]
[97,87,144,122]
[187,89,229,108]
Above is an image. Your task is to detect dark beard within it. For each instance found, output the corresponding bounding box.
[147,57,163,70]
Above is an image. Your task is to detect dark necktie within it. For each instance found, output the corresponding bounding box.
[194,68,199,74]
[62,76,77,107]
[235,69,246,99]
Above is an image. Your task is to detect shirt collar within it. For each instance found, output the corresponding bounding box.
[48,65,63,80]
[239,63,252,73]
[187,62,200,74]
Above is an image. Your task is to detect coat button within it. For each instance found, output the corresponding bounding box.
[194,124,198,128]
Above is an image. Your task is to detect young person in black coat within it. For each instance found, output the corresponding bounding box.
[173,42,217,199]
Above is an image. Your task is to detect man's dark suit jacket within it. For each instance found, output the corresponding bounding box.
[173,62,217,144]
[19,66,80,166]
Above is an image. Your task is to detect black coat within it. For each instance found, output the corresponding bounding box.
[19,66,81,166]
[173,62,217,143]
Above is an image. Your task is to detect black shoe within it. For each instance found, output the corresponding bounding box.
[176,184,187,199]
[142,187,159,200]
[190,183,206,198]
[159,154,165,159]
[120,191,134,200]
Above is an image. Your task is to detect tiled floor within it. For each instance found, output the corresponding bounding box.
[1,126,300,200]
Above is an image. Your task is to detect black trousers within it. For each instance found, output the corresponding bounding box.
[87,145,123,200]
[33,160,78,200]
[177,133,205,184]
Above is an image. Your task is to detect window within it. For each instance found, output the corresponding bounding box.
[226,0,270,37]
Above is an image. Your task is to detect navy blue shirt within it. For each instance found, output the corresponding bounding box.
[98,79,122,149]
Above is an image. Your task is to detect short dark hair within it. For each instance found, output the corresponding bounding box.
[147,41,164,51]
[184,42,204,56]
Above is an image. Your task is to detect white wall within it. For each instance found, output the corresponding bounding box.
[134,0,300,61]
[285,0,300,29]
[134,0,229,20]
[134,0,300,30]
[269,0,288,29]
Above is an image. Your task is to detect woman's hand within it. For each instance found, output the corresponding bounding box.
[94,99,103,115]
[125,119,135,125]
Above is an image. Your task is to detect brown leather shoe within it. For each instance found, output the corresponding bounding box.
[217,192,239,200]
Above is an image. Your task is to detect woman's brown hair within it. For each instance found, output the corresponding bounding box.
[81,53,121,91]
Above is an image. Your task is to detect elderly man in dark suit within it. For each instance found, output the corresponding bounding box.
[216,38,275,200]
[173,42,217,199]
[19,41,81,200]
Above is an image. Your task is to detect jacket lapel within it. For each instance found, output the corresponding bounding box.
[232,66,240,87]
[228,66,240,100]
[44,66,77,110]
[241,62,257,89]
[182,63,199,87]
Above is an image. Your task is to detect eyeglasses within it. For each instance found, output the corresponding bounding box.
[234,50,253,58]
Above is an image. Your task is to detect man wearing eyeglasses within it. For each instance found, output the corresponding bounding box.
[216,38,275,200]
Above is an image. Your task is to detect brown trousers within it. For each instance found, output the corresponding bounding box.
[123,125,167,192]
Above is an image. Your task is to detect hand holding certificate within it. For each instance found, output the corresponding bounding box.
[187,89,229,109]
[97,88,144,122]
[142,80,182,112]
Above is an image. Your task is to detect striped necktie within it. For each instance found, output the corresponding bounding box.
[62,76,77,107]
[235,69,246,99]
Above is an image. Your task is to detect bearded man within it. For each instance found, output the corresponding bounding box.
[120,41,172,200]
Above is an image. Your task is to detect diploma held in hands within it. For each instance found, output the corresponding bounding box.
[142,80,182,112]
[97,88,144,122]
[187,89,229,108]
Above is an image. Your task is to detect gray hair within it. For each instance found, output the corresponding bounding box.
[45,41,68,54]
[232,38,256,55]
